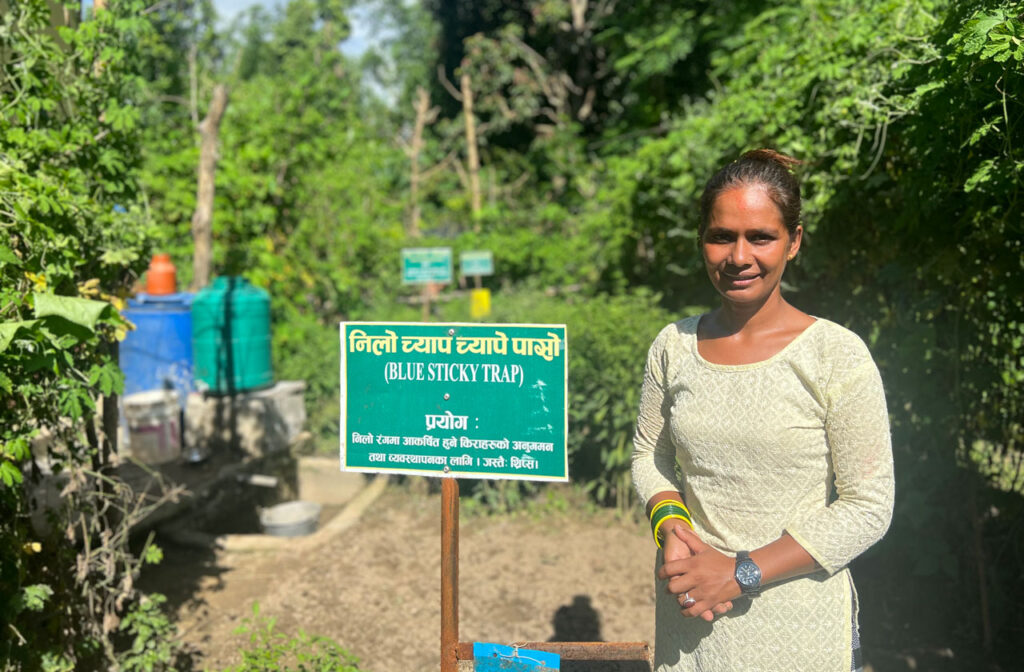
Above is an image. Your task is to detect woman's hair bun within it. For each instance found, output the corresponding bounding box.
[738,149,802,172]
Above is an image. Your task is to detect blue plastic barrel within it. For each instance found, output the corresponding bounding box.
[120,293,194,405]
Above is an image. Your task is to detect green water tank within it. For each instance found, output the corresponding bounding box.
[192,276,273,394]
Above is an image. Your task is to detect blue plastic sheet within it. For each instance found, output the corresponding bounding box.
[473,642,560,671]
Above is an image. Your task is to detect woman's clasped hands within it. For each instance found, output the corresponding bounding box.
[659,525,738,621]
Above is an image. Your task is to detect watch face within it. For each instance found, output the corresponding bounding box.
[736,561,761,587]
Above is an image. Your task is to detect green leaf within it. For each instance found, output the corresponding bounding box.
[0,371,12,395]
[98,366,120,396]
[0,320,39,353]
[2,438,30,461]
[0,460,23,487]
[143,543,164,565]
[0,244,21,266]
[32,293,111,331]
[21,584,54,612]
[100,248,139,265]
[912,81,944,98]
[966,118,1001,147]
[964,159,996,193]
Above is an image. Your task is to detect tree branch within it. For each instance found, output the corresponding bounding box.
[142,0,176,15]
[570,0,588,33]
[437,64,462,102]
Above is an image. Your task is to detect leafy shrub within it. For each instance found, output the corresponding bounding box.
[221,603,361,672]
[117,593,186,672]
[0,2,186,669]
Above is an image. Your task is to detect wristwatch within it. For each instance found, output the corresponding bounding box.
[734,551,762,596]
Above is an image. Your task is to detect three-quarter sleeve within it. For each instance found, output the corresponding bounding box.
[631,330,685,504]
[785,343,895,575]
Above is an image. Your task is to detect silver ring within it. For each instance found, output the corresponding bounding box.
[681,592,696,608]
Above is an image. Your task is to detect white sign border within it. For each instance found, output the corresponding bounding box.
[339,321,569,482]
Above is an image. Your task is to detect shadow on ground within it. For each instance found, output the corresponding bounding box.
[546,595,652,672]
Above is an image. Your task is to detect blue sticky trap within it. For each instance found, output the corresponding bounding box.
[473,642,560,671]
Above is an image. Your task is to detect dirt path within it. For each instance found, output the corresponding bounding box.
[149,484,657,671]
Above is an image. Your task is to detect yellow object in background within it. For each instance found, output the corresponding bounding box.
[470,288,491,318]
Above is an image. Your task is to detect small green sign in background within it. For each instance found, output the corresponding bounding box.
[460,250,494,277]
[340,322,568,481]
[402,247,453,284]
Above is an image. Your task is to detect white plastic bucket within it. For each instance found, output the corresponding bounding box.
[124,390,181,464]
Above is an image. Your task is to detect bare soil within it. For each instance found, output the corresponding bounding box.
[146,483,657,671]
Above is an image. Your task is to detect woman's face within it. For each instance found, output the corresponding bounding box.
[700,184,802,307]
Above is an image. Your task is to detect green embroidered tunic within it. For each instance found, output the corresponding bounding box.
[632,316,894,672]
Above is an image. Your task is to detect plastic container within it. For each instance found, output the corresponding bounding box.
[259,501,322,537]
[120,293,194,405]
[192,276,273,394]
[145,253,177,295]
[124,390,181,464]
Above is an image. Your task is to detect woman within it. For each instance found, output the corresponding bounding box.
[631,149,894,672]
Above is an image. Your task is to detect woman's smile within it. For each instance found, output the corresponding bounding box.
[723,272,759,283]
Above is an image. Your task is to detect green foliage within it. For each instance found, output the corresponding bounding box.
[14,584,53,613]
[0,2,183,669]
[956,4,1024,61]
[221,603,362,672]
[117,593,182,672]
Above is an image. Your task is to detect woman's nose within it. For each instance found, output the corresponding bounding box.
[729,239,752,266]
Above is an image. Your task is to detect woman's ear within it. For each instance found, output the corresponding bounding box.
[787,225,803,261]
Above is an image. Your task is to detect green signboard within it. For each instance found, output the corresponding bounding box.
[402,247,453,284]
[340,322,568,481]
[460,250,494,277]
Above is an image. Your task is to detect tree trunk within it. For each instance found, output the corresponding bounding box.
[408,87,438,237]
[968,474,993,652]
[460,73,482,225]
[190,84,229,291]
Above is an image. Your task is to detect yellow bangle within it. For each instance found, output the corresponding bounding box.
[650,499,688,520]
[653,514,694,549]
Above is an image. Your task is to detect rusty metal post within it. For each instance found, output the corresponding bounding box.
[441,477,459,672]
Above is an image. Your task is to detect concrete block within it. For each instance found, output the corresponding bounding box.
[185,380,307,458]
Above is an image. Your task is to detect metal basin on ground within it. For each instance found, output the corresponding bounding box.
[259,500,322,537]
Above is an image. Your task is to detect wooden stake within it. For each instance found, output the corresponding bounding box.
[441,478,459,672]
[421,284,431,322]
